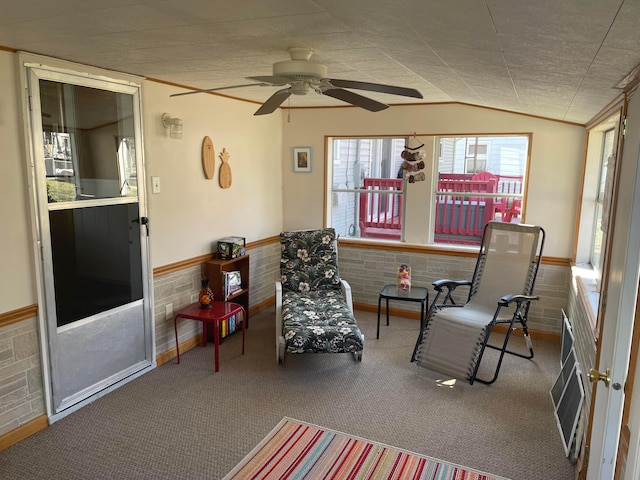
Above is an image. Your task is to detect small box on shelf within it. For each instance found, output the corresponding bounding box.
[217,236,246,260]
[223,270,242,300]
[205,253,250,341]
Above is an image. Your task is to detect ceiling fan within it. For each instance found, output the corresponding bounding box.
[170,47,423,115]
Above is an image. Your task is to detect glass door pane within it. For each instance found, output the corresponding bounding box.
[40,80,137,202]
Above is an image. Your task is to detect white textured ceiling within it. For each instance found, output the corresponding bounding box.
[1,0,639,124]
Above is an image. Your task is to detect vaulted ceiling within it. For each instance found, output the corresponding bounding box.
[2,0,639,124]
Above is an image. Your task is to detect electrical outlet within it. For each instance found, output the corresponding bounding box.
[165,303,173,320]
[190,293,198,303]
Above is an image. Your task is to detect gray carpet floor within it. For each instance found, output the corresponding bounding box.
[0,308,575,479]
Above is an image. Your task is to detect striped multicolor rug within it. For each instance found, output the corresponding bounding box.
[223,418,510,480]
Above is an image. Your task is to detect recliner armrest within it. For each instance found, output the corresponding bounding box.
[432,279,472,292]
[499,293,539,306]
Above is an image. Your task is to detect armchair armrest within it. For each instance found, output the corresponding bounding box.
[275,281,285,362]
[340,279,354,313]
[276,281,283,331]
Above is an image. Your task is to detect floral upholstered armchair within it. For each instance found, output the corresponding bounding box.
[275,228,364,363]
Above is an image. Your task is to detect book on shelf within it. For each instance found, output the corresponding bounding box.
[223,270,242,299]
[219,311,244,339]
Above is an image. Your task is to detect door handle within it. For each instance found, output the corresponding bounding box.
[133,217,149,236]
[588,368,611,388]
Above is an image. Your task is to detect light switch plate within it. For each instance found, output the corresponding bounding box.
[152,176,161,193]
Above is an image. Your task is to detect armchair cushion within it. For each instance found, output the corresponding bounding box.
[282,290,363,354]
[280,228,341,292]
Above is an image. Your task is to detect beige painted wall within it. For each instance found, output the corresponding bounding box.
[141,81,283,267]
[281,103,586,258]
[0,51,36,312]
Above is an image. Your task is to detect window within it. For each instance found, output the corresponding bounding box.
[590,128,615,278]
[329,137,405,239]
[435,135,528,246]
[575,114,620,283]
[574,111,621,336]
[327,134,530,247]
[465,139,488,173]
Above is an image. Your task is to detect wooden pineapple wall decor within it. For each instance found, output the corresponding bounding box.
[202,136,215,180]
[219,148,232,188]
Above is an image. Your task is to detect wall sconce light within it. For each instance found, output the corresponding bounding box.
[162,113,183,139]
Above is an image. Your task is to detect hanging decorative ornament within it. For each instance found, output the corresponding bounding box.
[219,148,232,188]
[401,133,427,182]
[202,136,215,180]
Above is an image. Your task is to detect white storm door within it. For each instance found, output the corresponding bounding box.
[26,64,154,417]
[587,94,640,479]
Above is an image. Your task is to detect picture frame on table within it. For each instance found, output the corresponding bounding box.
[292,147,312,173]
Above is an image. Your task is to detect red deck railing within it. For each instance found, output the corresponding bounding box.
[357,173,523,243]
[359,178,403,240]
[435,177,497,243]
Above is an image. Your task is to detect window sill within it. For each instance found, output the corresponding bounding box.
[337,237,480,258]
[572,264,600,339]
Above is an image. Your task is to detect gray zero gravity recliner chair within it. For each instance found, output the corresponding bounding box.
[412,221,545,385]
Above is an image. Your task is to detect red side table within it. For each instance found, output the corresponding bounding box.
[174,301,246,372]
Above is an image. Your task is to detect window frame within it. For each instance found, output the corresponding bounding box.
[573,108,623,338]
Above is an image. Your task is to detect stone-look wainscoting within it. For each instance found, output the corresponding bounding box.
[567,278,597,410]
[338,244,571,335]
[154,264,204,360]
[249,242,283,309]
[0,315,46,438]
[153,241,282,363]
[567,275,598,467]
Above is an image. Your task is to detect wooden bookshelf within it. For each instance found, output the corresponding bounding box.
[205,254,250,341]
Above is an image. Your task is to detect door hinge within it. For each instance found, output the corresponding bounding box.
[622,116,627,139]
[579,444,590,479]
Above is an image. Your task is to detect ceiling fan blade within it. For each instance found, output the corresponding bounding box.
[170,83,267,97]
[254,88,292,116]
[327,79,423,99]
[246,75,291,85]
[323,88,389,112]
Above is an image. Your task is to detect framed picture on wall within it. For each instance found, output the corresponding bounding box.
[292,147,312,173]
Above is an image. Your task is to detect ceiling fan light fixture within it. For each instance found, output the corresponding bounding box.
[290,82,310,96]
